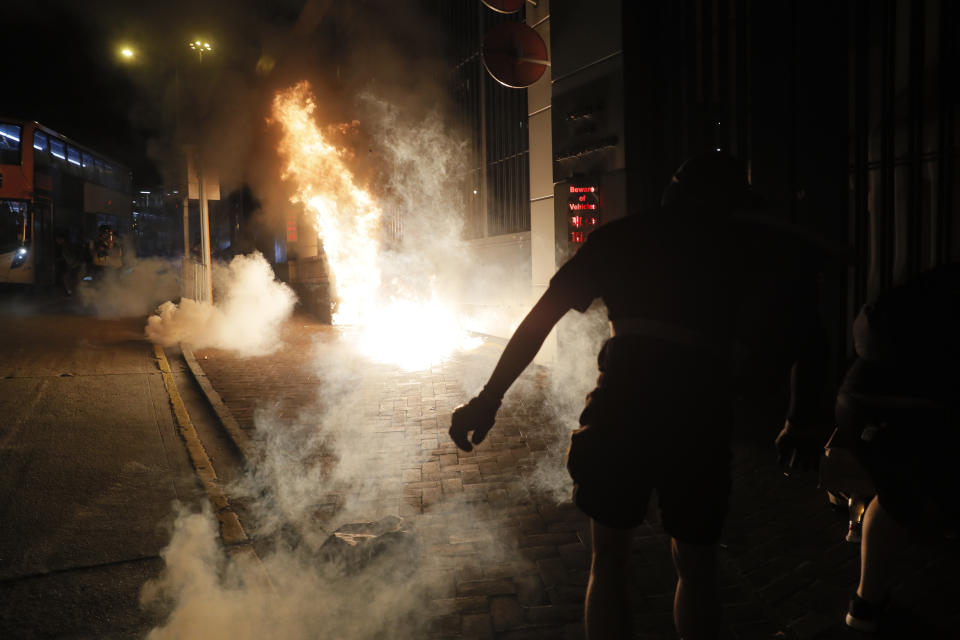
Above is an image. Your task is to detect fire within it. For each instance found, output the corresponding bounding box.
[272,82,481,369]
[273,82,380,326]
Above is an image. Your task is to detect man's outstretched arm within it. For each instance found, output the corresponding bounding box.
[449,287,573,451]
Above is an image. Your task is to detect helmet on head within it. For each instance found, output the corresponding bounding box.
[661,150,759,213]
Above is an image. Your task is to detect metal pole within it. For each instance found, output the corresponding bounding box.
[478,1,489,238]
[182,192,190,260]
[181,144,192,300]
[197,151,213,303]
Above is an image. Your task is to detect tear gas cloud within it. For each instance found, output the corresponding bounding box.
[141,4,612,632]
[145,252,296,358]
[141,504,436,640]
[78,255,181,319]
[143,297,608,640]
[144,338,538,639]
[144,89,612,636]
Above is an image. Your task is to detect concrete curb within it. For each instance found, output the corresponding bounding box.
[154,344,250,546]
[154,343,278,597]
[180,343,258,465]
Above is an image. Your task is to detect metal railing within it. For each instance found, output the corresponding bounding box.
[181,257,210,302]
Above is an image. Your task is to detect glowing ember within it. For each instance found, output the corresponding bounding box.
[356,297,482,371]
[272,82,482,369]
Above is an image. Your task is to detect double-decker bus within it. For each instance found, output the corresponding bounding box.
[0,118,132,285]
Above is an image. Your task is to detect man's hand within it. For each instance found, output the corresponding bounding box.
[775,419,825,472]
[449,391,501,452]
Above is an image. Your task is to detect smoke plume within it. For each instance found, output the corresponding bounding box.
[143,3,611,627]
[78,255,181,318]
[145,252,296,357]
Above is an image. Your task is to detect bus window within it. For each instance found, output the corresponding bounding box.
[33,131,48,152]
[50,137,66,161]
[67,145,82,169]
[0,123,22,165]
[0,200,29,254]
[82,152,95,179]
[93,158,105,183]
[102,161,115,189]
[33,131,49,167]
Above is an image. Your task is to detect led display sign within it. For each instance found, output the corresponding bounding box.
[568,184,599,244]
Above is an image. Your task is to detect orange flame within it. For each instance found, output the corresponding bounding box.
[273,81,380,325]
[273,82,481,369]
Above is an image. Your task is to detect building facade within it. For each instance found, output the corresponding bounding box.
[439,0,957,373]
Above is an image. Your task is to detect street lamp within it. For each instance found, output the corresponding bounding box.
[185,38,215,303]
[189,40,213,62]
[114,38,217,303]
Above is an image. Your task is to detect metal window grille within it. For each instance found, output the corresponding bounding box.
[848,0,959,308]
[434,0,531,238]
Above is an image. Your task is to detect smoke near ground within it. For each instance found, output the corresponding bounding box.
[528,304,611,503]
[141,298,608,638]
[145,252,296,357]
[143,16,610,628]
[141,503,433,640]
[78,256,181,318]
[142,329,540,639]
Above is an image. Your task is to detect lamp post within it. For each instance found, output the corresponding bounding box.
[117,37,217,302]
[186,38,215,303]
[189,40,213,62]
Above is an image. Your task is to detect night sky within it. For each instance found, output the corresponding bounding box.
[3,2,152,178]
[2,0,446,191]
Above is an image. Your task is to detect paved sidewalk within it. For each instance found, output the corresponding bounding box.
[190,314,960,639]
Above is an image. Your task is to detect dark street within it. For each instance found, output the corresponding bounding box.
[1,0,958,638]
[0,299,957,638]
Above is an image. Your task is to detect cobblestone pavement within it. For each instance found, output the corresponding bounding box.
[191,314,959,640]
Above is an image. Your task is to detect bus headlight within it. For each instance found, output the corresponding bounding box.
[11,247,28,268]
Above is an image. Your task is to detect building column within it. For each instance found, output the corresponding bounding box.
[527,0,556,364]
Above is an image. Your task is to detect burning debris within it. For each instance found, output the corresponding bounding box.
[272,82,481,370]
[318,515,416,575]
[273,81,382,327]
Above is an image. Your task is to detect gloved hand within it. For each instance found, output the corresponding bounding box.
[775,419,825,472]
[449,389,501,452]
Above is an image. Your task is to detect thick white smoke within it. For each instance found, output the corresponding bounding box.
[145,252,297,357]
[141,504,432,640]
[142,329,535,639]
[144,84,609,637]
[78,256,181,318]
[528,303,610,503]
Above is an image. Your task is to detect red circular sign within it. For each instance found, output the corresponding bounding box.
[482,22,549,89]
[481,0,525,14]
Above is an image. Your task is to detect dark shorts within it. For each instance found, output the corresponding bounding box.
[836,359,960,528]
[566,337,733,544]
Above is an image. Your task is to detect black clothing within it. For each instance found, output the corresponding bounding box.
[851,262,960,401]
[552,206,829,535]
[567,337,731,541]
[837,263,960,527]
[836,362,958,528]
[549,206,828,417]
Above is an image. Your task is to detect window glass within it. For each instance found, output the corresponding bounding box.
[0,199,29,254]
[50,137,66,161]
[82,152,95,179]
[102,161,115,189]
[0,123,23,164]
[67,145,82,167]
[32,131,48,152]
[32,131,49,167]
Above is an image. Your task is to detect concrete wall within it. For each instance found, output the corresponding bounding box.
[460,230,532,339]
[527,0,557,363]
